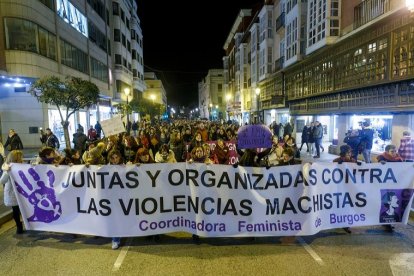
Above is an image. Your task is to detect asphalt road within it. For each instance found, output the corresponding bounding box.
[1,219,414,275]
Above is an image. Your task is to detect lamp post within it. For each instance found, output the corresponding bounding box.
[226,94,231,121]
[124,87,131,134]
[209,103,213,121]
[150,94,156,119]
[255,88,261,124]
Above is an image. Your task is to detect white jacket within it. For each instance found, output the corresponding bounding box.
[0,171,18,207]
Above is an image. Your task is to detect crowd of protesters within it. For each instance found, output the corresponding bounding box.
[1,118,412,249]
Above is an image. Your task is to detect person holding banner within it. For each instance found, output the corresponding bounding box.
[188,145,214,165]
[107,149,125,249]
[155,144,177,163]
[376,145,403,163]
[277,148,302,166]
[36,146,61,165]
[333,145,355,234]
[258,136,284,167]
[134,147,155,164]
[203,143,218,164]
[0,150,25,234]
[333,145,356,163]
[376,145,403,232]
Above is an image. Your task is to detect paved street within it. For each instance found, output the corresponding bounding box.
[1,218,414,275]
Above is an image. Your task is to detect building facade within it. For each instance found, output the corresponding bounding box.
[0,0,145,147]
[198,69,225,121]
[144,72,167,119]
[223,0,414,156]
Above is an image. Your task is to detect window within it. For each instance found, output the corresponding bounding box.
[121,9,125,22]
[91,56,108,82]
[4,17,56,60]
[132,49,136,60]
[122,34,126,46]
[60,39,88,73]
[112,2,119,15]
[5,18,37,52]
[114,29,120,42]
[115,54,122,65]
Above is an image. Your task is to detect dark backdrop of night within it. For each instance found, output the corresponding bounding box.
[137,0,261,109]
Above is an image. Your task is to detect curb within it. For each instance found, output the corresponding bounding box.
[0,210,12,227]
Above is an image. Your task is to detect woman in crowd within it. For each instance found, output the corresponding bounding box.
[259,136,284,167]
[189,131,204,153]
[277,148,302,166]
[333,144,356,163]
[82,141,106,166]
[284,136,299,159]
[134,147,155,164]
[169,131,185,162]
[107,149,125,249]
[59,148,82,165]
[376,144,403,163]
[332,144,355,233]
[123,135,140,163]
[36,146,61,165]
[155,144,177,163]
[238,148,259,167]
[188,145,214,165]
[202,143,218,164]
[0,150,24,234]
[214,138,230,165]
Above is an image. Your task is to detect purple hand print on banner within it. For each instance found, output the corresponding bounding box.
[15,168,62,223]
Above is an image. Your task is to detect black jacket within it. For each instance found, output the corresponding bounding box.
[4,134,23,151]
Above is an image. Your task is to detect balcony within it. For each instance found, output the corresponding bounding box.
[276,12,285,32]
[354,0,391,29]
[274,57,284,72]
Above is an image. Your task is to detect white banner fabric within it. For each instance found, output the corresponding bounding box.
[9,162,414,237]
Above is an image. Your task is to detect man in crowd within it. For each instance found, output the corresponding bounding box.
[44,128,60,149]
[398,130,414,162]
[360,121,374,163]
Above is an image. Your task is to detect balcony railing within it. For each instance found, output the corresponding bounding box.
[274,56,284,72]
[276,12,285,31]
[354,0,391,29]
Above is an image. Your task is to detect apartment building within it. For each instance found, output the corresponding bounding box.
[198,69,224,120]
[0,0,145,147]
[223,0,414,155]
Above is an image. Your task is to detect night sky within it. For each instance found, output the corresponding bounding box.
[137,0,261,108]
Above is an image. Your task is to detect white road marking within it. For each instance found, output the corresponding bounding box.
[389,253,414,276]
[112,238,132,272]
[298,237,325,266]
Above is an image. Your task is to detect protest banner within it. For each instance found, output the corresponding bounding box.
[9,162,414,237]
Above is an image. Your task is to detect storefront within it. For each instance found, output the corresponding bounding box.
[349,115,393,153]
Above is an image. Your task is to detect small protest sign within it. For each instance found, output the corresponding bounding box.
[100,115,125,137]
[237,124,272,149]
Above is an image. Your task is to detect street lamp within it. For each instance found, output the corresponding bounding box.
[255,88,261,124]
[226,94,231,121]
[209,103,213,121]
[150,94,156,119]
[124,87,131,134]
